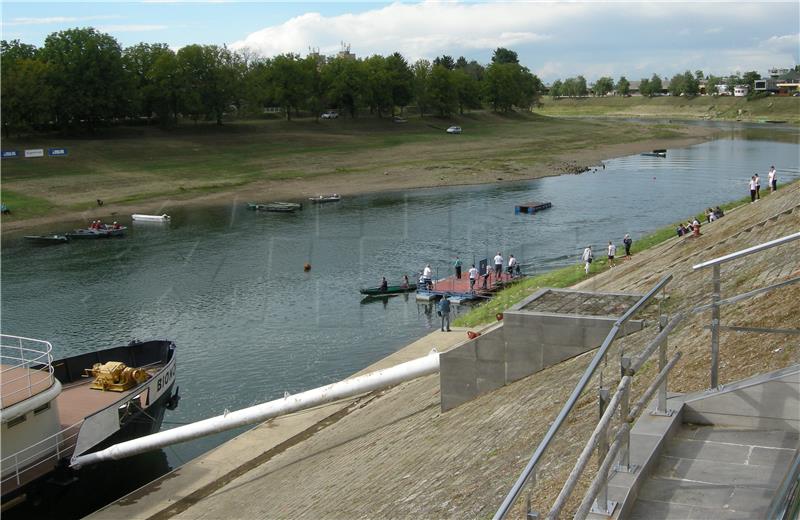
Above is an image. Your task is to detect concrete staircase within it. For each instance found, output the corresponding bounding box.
[628,424,799,519]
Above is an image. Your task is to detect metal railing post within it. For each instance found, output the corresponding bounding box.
[526,480,539,520]
[615,357,635,473]
[653,315,672,416]
[710,264,721,389]
[591,388,616,515]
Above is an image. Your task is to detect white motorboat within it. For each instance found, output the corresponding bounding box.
[131,214,171,222]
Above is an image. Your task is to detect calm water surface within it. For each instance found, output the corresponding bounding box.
[2,137,798,478]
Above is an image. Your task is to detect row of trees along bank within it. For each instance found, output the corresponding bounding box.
[0,28,543,137]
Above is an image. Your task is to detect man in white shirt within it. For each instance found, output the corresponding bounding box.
[768,166,777,192]
[749,176,756,203]
[607,241,616,267]
[507,255,517,278]
[422,264,432,289]
[493,252,504,279]
[582,246,593,275]
[468,264,479,292]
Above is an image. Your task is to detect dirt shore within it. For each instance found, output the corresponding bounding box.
[2,128,713,234]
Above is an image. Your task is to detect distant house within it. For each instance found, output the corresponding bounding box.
[733,85,749,97]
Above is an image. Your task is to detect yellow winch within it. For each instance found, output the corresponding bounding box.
[85,361,149,392]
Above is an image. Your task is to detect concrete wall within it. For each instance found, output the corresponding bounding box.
[683,365,800,433]
[440,311,643,411]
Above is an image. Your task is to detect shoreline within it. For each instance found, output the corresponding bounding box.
[2,129,714,234]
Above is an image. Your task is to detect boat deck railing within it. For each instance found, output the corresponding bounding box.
[0,334,55,409]
[1,420,83,491]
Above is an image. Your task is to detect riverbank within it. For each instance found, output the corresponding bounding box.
[88,178,799,520]
[537,95,800,124]
[2,114,715,233]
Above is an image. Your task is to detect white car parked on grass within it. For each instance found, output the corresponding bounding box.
[321,111,339,119]
[446,126,462,134]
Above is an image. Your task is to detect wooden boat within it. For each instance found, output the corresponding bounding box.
[66,226,126,239]
[308,194,341,203]
[24,234,69,245]
[132,214,170,222]
[247,202,302,212]
[641,149,667,158]
[360,283,417,296]
[0,335,178,509]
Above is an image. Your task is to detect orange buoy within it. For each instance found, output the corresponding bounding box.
[303,263,311,272]
[496,313,504,321]
[467,331,481,339]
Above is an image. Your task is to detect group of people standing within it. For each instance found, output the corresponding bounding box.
[581,234,633,274]
[750,166,779,203]
[454,252,520,293]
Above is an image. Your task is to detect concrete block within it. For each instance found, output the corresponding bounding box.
[475,330,506,362]
[476,359,506,394]
[541,343,591,367]
[662,437,749,465]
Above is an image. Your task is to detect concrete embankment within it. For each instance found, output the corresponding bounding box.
[91,183,799,519]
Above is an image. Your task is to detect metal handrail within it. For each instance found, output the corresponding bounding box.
[0,334,55,408]
[692,231,800,270]
[493,275,672,520]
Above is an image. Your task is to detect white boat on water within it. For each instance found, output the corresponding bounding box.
[131,214,171,222]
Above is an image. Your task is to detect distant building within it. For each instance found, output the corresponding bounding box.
[733,85,749,97]
[337,42,356,61]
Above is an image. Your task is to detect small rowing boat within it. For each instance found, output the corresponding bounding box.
[641,149,666,158]
[66,226,127,239]
[24,234,69,245]
[360,283,417,296]
[132,213,171,222]
[248,202,303,212]
[308,194,341,203]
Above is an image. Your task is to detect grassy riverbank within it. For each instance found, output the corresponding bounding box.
[454,186,787,327]
[1,111,712,231]
[537,95,800,124]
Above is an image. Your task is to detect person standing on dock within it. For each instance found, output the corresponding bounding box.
[454,256,463,279]
[493,252,504,280]
[582,246,593,275]
[754,173,761,200]
[623,234,633,258]
[438,296,452,332]
[507,255,517,278]
[468,264,479,292]
[749,176,757,203]
[422,264,433,289]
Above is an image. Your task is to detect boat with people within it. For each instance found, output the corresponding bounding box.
[65,225,127,239]
[247,202,303,212]
[0,334,178,510]
[359,283,418,297]
[23,235,69,245]
[308,194,341,203]
[131,214,170,222]
[641,149,667,158]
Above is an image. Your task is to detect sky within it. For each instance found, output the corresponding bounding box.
[1,1,798,82]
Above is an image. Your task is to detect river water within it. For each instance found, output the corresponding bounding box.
[1,136,798,486]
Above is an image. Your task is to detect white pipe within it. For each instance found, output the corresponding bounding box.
[71,350,440,468]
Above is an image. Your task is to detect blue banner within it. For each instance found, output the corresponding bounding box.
[1,150,19,159]
[48,148,68,157]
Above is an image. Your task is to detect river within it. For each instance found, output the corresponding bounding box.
[1,135,798,516]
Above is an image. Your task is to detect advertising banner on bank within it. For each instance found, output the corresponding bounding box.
[1,150,19,159]
[24,148,44,158]
[48,148,68,157]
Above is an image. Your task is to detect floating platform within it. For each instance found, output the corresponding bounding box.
[515,201,552,215]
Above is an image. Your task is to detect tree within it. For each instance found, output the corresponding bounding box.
[742,71,761,92]
[550,79,563,99]
[412,59,431,117]
[453,68,481,114]
[40,27,131,130]
[385,52,413,116]
[363,54,392,117]
[123,42,174,121]
[615,76,630,96]
[1,40,54,137]
[682,70,699,97]
[639,78,651,97]
[705,75,720,96]
[695,70,704,81]
[433,55,455,70]
[649,73,663,96]
[427,64,457,116]
[175,45,238,124]
[323,56,364,118]
[148,49,180,124]
[668,73,685,96]
[575,75,588,97]
[593,76,614,96]
[491,47,519,64]
[483,62,540,111]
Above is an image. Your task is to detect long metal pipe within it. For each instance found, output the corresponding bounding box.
[71,350,440,468]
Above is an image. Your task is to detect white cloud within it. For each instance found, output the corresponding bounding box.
[96,24,169,33]
[230,2,555,61]
[3,15,120,26]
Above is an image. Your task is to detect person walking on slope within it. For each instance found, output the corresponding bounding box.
[623,234,633,258]
[454,256,463,279]
[493,252,504,280]
[582,246,593,275]
[607,241,617,267]
[468,264,479,292]
[438,295,451,332]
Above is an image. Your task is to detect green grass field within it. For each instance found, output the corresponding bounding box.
[537,95,800,124]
